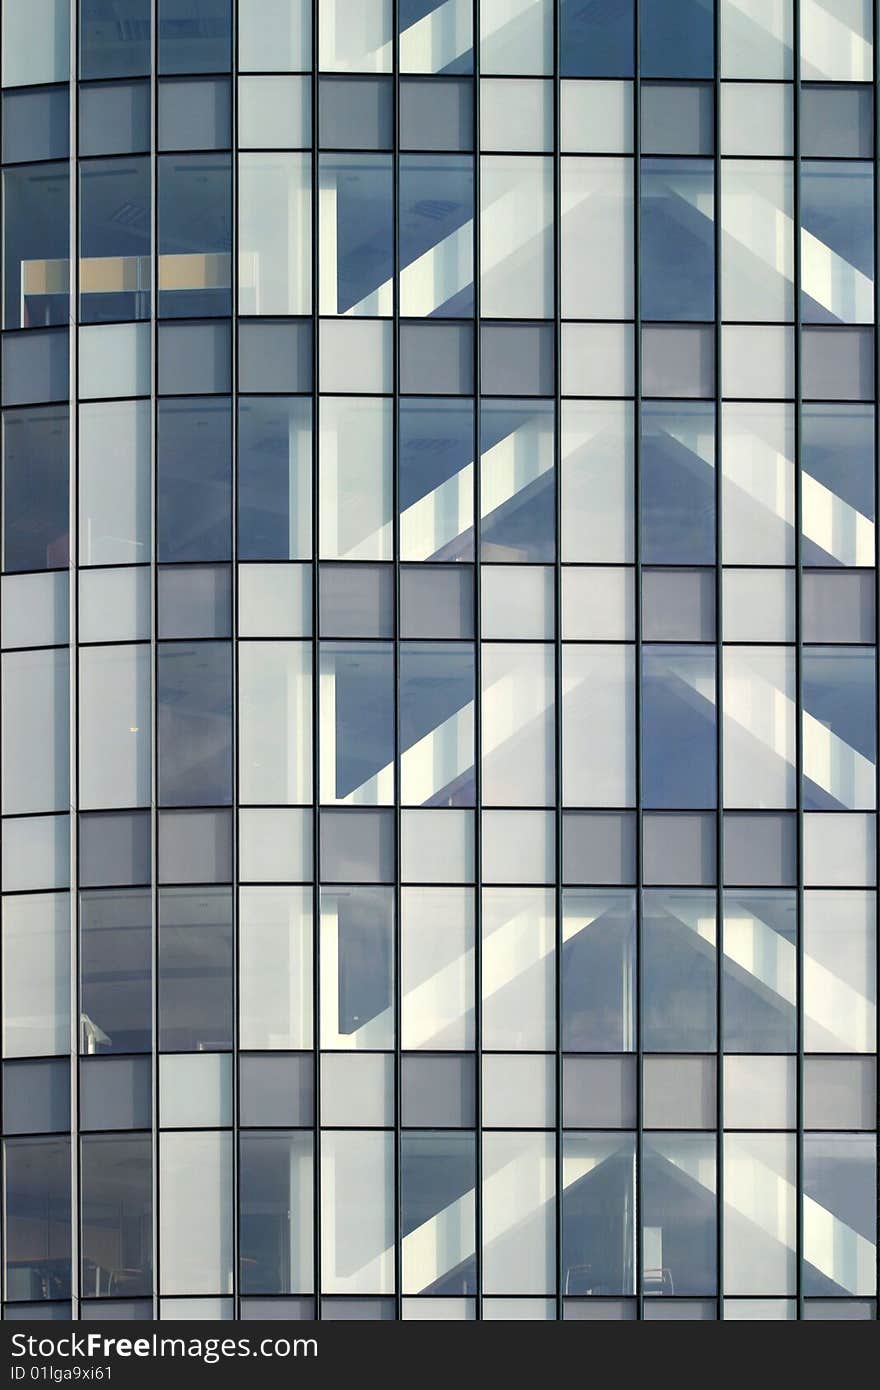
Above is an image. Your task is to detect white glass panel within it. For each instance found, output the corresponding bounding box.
[722,402,795,564]
[562,644,635,808]
[482,1132,555,1294]
[239,0,312,72]
[480,156,553,317]
[160,1054,232,1129]
[804,891,876,1053]
[481,887,554,1049]
[801,0,872,80]
[721,0,793,78]
[320,1132,394,1292]
[720,84,792,156]
[79,323,151,400]
[239,886,312,1050]
[1,814,69,893]
[79,646,151,811]
[239,641,311,804]
[561,401,634,563]
[2,0,69,86]
[723,646,796,809]
[2,892,69,1058]
[561,157,633,319]
[79,568,151,644]
[319,399,392,561]
[239,154,310,315]
[1,572,68,650]
[159,1132,234,1296]
[402,887,474,1049]
[319,0,392,72]
[721,161,794,322]
[560,79,633,154]
[1,648,69,815]
[480,0,552,74]
[724,1133,797,1295]
[79,400,151,566]
[481,643,554,806]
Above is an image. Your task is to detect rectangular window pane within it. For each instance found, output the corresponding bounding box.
[159,1131,233,1296]
[239,153,310,315]
[239,641,311,804]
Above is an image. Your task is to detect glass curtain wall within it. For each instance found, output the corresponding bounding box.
[0,0,877,1321]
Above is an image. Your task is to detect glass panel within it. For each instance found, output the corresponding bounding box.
[481,644,554,807]
[80,158,150,323]
[80,888,152,1055]
[239,887,312,1051]
[1,648,69,816]
[803,890,876,1053]
[399,400,474,561]
[3,1138,71,1303]
[482,1133,555,1294]
[319,0,392,72]
[721,0,793,78]
[319,155,393,315]
[238,398,311,562]
[562,645,635,808]
[3,0,70,87]
[642,1134,717,1297]
[2,893,70,1059]
[159,1132,233,1296]
[81,1135,152,1299]
[642,891,717,1051]
[803,1135,876,1297]
[157,641,232,807]
[802,647,876,810]
[722,403,795,564]
[402,887,474,1049]
[399,644,475,806]
[239,0,311,72]
[158,0,232,74]
[801,0,872,80]
[2,405,70,572]
[562,890,636,1052]
[79,401,150,566]
[723,647,796,809]
[239,642,311,804]
[319,399,392,561]
[801,162,874,325]
[399,155,473,316]
[480,401,554,562]
[320,1132,394,1293]
[642,646,717,809]
[641,159,714,321]
[320,886,394,1049]
[401,1133,476,1294]
[158,154,231,317]
[641,403,715,565]
[801,404,875,567]
[561,402,634,563]
[481,888,554,1050]
[239,154,310,315]
[158,887,233,1051]
[480,156,553,318]
[721,161,794,322]
[723,892,797,1052]
[319,642,394,805]
[563,1134,636,1297]
[239,1133,313,1295]
[480,0,551,75]
[724,1134,796,1296]
[561,157,633,319]
[79,646,150,811]
[399,0,473,74]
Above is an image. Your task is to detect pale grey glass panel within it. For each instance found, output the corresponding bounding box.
[803,890,876,1053]
[2,0,70,87]
[2,893,69,1058]
[801,0,872,81]
[402,887,474,1050]
[802,570,875,642]
[320,1053,393,1127]
[320,1132,394,1295]
[79,646,151,811]
[720,83,792,156]
[161,1053,232,1126]
[563,645,634,808]
[481,323,555,397]
[79,81,150,156]
[563,1300,637,1320]
[80,400,151,566]
[402,1055,475,1127]
[239,887,312,1051]
[642,813,716,887]
[159,77,231,150]
[1,648,69,816]
[642,325,715,399]
[642,568,715,642]
[400,566,474,639]
[482,809,553,885]
[399,322,475,395]
[240,1054,314,1128]
[482,1133,555,1295]
[802,326,874,400]
[720,0,793,78]
[642,1300,716,1319]
[480,155,553,317]
[482,1054,553,1128]
[562,811,637,886]
[238,75,311,149]
[1,571,68,650]
[159,1132,234,1297]
[399,0,473,74]
[400,77,472,150]
[319,76,393,149]
[319,0,392,72]
[239,153,311,316]
[320,809,395,883]
[2,329,69,406]
[80,811,151,888]
[158,565,231,639]
[560,79,633,153]
[803,810,875,887]
[480,78,551,152]
[480,0,552,74]
[158,887,233,1052]
[723,647,796,809]
[482,566,553,639]
[802,83,873,157]
[563,1055,637,1128]
[239,0,311,71]
[158,809,233,885]
[641,83,713,155]
[802,1300,877,1319]
[804,1057,876,1130]
[560,157,633,319]
[158,322,231,396]
[320,564,394,638]
[2,815,69,893]
[239,1299,315,1320]
[79,1056,152,1132]
[482,888,554,1050]
[643,1055,716,1129]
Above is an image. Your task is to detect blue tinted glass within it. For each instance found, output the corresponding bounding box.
[640,0,714,79]
[158,644,233,806]
[158,398,231,562]
[158,887,233,1047]
[399,398,474,561]
[158,0,231,74]
[722,891,797,1052]
[80,1135,152,1297]
[80,157,150,323]
[81,0,151,78]
[640,159,714,321]
[563,1134,636,1296]
[3,163,70,330]
[321,642,395,804]
[560,0,634,77]
[641,403,715,564]
[642,645,717,809]
[239,1133,312,1295]
[562,890,636,1051]
[642,1133,717,1296]
[643,890,716,1050]
[399,155,474,316]
[480,400,555,562]
[802,647,876,811]
[802,404,875,566]
[801,162,874,325]
[2,87,69,164]
[399,642,475,806]
[3,1139,72,1302]
[238,397,311,561]
[158,154,231,318]
[319,154,393,316]
[80,889,152,1054]
[2,405,69,572]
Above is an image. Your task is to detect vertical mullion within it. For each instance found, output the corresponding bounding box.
[793,0,805,1324]
[149,0,160,1322]
[633,0,645,1323]
[311,0,322,1319]
[231,0,240,1321]
[474,0,484,1324]
[714,0,725,1323]
[552,0,563,1326]
[874,0,880,1319]
[392,0,402,1323]
[68,0,80,1321]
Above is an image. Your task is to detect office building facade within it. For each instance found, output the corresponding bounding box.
[0,0,877,1321]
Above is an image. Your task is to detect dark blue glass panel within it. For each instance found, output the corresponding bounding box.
[239,1133,311,1295]
[2,163,70,330]
[158,397,231,562]
[158,153,231,318]
[80,157,151,323]
[80,0,151,78]
[640,0,714,79]
[3,1138,72,1302]
[158,0,231,74]
[642,645,716,809]
[399,155,474,316]
[562,891,636,1051]
[238,397,311,561]
[641,402,715,565]
[2,405,69,572]
[560,0,635,77]
[81,1135,152,1298]
[640,159,715,321]
[2,87,69,164]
